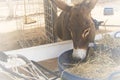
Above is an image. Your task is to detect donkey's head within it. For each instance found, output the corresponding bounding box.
[52,0,97,61]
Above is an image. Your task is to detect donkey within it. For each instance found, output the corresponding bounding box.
[52,0,97,61]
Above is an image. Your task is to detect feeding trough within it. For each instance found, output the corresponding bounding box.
[58,31,120,80]
[58,49,120,80]
[58,49,90,80]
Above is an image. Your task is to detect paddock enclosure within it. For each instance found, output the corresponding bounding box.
[0,0,59,51]
[0,0,120,51]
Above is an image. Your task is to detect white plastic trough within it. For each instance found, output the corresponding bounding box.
[4,31,119,62]
[5,40,73,62]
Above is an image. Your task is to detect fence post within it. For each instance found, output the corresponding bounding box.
[6,0,14,18]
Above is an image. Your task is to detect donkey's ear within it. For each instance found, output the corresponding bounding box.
[87,0,98,12]
[51,0,72,11]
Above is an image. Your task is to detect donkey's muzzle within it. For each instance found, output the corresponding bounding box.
[72,49,87,61]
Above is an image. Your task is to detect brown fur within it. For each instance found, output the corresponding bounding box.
[53,0,97,57]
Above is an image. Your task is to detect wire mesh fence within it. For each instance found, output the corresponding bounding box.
[44,0,57,43]
[15,0,58,48]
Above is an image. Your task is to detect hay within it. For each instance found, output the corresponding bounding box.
[66,34,120,80]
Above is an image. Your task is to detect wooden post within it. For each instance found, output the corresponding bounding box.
[6,0,14,18]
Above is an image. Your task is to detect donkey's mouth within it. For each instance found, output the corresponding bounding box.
[72,49,87,61]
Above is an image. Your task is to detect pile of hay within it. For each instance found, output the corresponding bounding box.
[66,34,120,80]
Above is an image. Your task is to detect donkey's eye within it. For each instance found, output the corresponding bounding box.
[82,28,90,38]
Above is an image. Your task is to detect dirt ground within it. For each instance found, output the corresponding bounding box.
[0,27,47,51]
